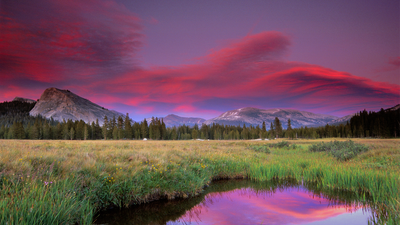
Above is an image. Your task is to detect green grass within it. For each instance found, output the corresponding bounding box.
[0,139,399,224]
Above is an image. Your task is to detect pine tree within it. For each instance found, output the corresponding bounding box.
[62,123,69,140]
[43,122,50,139]
[269,122,275,139]
[192,129,198,139]
[161,119,167,140]
[141,119,148,139]
[287,119,292,131]
[76,120,85,140]
[84,124,88,140]
[286,119,293,139]
[112,126,118,140]
[274,117,282,138]
[102,116,108,140]
[70,127,75,140]
[171,127,177,140]
[117,116,124,139]
[261,121,266,140]
[124,113,132,139]
[95,119,102,139]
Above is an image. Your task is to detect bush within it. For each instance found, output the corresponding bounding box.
[309,140,369,161]
[249,145,271,154]
[268,141,290,148]
[267,141,300,149]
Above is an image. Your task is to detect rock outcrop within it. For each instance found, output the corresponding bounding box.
[30,87,124,125]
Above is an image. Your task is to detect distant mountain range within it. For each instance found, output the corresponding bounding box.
[29,87,123,125]
[326,114,355,126]
[147,114,205,127]
[13,97,36,104]
[10,87,398,129]
[203,107,338,129]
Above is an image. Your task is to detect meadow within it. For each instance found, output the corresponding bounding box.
[0,138,399,224]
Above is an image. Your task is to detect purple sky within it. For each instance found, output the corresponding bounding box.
[1,0,399,120]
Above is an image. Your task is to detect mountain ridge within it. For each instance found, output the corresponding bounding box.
[147,114,205,127]
[204,107,338,129]
[13,97,36,104]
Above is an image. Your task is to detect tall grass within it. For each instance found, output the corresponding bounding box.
[0,139,398,224]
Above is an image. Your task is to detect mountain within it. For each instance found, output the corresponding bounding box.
[385,104,400,112]
[204,107,338,129]
[12,97,36,104]
[147,114,205,127]
[30,87,124,125]
[327,114,355,126]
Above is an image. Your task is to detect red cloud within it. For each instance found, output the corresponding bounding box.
[206,31,291,66]
[0,0,142,86]
[1,2,398,118]
[75,31,399,117]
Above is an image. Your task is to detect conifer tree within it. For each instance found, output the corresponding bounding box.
[192,129,198,139]
[62,124,69,140]
[102,116,108,140]
[261,121,266,139]
[124,113,132,139]
[112,126,118,140]
[84,124,88,140]
[274,117,283,138]
[117,116,124,139]
[269,122,275,139]
[70,127,75,140]
[141,119,148,139]
[161,119,167,140]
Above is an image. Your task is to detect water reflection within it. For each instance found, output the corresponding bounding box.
[95,179,372,225]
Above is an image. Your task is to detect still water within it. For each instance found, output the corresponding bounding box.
[95,179,373,225]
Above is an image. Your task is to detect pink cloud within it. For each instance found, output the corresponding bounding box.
[94,31,398,116]
[1,2,398,118]
[0,0,143,87]
[388,56,400,67]
[173,105,196,113]
[149,17,159,24]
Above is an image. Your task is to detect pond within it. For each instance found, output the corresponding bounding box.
[95,179,374,225]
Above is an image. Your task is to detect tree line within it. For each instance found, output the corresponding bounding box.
[0,101,398,140]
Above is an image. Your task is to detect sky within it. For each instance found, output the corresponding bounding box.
[1,0,399,121]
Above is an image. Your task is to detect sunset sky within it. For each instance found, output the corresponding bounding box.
[1,0,399,121]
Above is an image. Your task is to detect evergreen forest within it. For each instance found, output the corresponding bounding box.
[1,101,399,140]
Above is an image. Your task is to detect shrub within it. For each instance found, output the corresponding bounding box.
[249,145,271,154]
[267,141,299,149]
[267,141,289,148]
[309,140,369,161]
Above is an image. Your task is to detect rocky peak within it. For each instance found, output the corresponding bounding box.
[30,87,124,125]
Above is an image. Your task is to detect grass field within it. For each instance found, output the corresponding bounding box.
[0,138,399,224]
